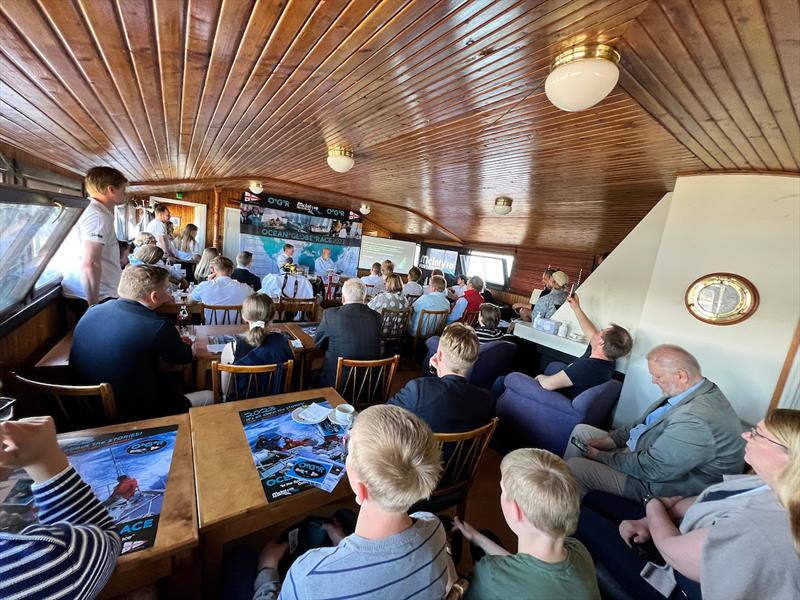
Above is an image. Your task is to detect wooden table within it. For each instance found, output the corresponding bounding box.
[283,323,324,387]
[35,330,73,368]
[60,414,199,598]
[156,298,204,318]
[190,388,352,592]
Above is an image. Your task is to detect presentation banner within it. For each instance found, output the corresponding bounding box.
[240,191,363,277]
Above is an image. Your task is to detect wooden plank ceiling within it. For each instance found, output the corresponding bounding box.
[1,0,797,253]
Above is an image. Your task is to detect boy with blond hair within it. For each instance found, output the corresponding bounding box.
[453,448,600,599]
[252,405,453,599]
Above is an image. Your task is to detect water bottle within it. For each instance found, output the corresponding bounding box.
[533,312,542,330]
[178,304,189,333]
[557,321,569,337]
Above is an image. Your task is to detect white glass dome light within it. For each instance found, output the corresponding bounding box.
[327,146,355,173]
[249,181,263,195]
[494,196,513,215]
[545,45,621,112]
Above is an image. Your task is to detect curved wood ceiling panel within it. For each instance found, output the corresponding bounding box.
[1,0,796,253]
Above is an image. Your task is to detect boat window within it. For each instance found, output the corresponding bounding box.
[0,185,87,318]
[460,250,515,288]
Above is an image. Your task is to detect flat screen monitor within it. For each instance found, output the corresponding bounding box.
[419,247,459,275]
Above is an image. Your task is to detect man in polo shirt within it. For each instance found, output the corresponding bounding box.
[58,166,128,322]
[408,275,451,336]
[146,204,177,261]
[191,256,253,323]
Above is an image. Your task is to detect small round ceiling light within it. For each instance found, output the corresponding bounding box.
[494,196,513,215]
[249,181,263,195]
[359,203,371,215]
[327,146,355,173]
[545,44,621,112]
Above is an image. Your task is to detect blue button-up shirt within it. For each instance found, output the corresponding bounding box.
[626,378,706,451]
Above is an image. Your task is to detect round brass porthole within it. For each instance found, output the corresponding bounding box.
[685,273,759,326]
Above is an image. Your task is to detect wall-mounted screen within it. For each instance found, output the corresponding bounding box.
[419,247,459,275]
[358,237,419,274]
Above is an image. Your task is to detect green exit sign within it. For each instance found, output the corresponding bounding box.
[176,191,183,199]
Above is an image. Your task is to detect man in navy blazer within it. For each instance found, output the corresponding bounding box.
[389,323,493,434]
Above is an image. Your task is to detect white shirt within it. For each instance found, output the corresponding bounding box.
[314,256,336,274]
[450,284,467,298]
[59,199,121,301]
[360,274,383,286]
[191,275,253,323]
[276,252,293,269]
[403,281,424,297]
[259,273,314,299]
[146,219,168,237]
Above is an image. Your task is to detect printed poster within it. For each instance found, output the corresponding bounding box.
[239,400,347,503]
[0,425,178,555]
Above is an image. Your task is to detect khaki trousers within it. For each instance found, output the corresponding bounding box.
[564,423,628,497]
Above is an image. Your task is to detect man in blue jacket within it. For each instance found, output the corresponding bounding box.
[389,323,493,434]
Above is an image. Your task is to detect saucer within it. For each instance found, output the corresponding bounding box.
[327,409,353,427]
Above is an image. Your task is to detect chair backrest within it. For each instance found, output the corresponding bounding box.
[202,304,243,325]
[468,340,517,389]
[433,418,498,499]
[406,294,420,304]
[335,355,399,409]
[10,371,117,431]
[416,309,449,340]
[276,297,316,322]
[211,360,294,403]
[379,308,412,341]
[462,310,480,326]
[445,578,470,600]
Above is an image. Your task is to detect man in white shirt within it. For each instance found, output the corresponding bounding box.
[371,259,394,295]
[314,247,336,275]
[402,266,424,297]
[146,204,177,261]
[275,243,295,270]
[360,262,383,287]
[259,271,314,299]
[58,166,128,322]
[191,256,253,323]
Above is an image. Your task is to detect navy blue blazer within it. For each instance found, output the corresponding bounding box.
[70,299,193,421]
[231,267,262,291]
[388,374,494,434]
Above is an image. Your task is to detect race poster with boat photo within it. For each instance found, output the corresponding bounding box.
[239,399,347,503]
[239,191,363,278]
[0,425,178,555]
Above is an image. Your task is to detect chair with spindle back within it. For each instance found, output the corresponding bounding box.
[211,360,294,403]
[411,309,449,363]
[445,579,470,600]
[413,418,498,520]
[405,294,421,304]
[462,310,480,326]
[379,307,412,357]
[9,372,117,431]
[201,304,243,325]
[364,284,375,300]
[334,355,399,409]
[276,297,316,322]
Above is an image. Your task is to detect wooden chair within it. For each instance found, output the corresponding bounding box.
[405,294,421,304]
[411,308,449,363]
[364,284,375,300]
[201,304,243,325]
[334,355,399,409]
[445,579,470,600]
[10,371,117,431]
[276,297,316,322]
[379,307,412,357]
[211,360,294,403]
[417,418,498,520]
[462,310,480,326]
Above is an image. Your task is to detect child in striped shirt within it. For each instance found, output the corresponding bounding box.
[0,416,121,600]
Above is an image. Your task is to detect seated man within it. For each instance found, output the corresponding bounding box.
[403,265,424,297]
[408,275,451,336]
[70,265,194,420]
[453,448,600,600]
[231,251,262,290]
[314,247,336,275]
[389,323,493,433]
[191,256,253,323]
[448,275,485,323]
[492,294,633,400]
[0,416,122,599]
[360,262,383,287]
[313,278,381,387]
[564,344,745,501]
[243,405,452,599]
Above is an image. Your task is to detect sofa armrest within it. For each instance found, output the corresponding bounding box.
[503,374,580,418]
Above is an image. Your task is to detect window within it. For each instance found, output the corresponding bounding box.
[0,186,87,318]
[460,250,515,287]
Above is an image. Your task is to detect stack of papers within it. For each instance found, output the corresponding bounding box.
[298,403,330,421]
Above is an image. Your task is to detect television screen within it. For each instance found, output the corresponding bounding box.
[358,237,419,274]
[419,247,459,275]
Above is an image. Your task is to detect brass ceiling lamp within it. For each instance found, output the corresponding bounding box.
[494,196,513,215]
[327,145,355,173]
[545,44,621,112]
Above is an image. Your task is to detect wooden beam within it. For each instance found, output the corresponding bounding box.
[769,320,800,413]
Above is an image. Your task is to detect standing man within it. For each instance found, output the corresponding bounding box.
[314,247,336,275]
[276,243,295,270]
[146,204,177,261]
[60,166,128,322]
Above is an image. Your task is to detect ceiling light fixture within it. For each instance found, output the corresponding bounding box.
[545,44,621,112]
[359,203,371,215]
[327,145,355,173]
[249,181,263,195]
[494,196,513,215]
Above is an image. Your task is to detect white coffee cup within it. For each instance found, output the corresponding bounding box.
[334,403,355,426]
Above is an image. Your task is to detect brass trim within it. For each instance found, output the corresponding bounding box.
[327,145,354,158]
[684,273,759,326]
[550,44,620,71]
[494,196,513,207]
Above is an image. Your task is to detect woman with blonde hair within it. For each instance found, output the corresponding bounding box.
[576,408,800,600]
[194,247,219,282]
[176,224,200,259]
[367,273,410,316]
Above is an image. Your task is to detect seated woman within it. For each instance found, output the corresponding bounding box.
[575,408,799,600]
[175,223,200,260]
[129,245,188,291]
[368,273,409,315]
[132,230,156,249]
[194,247,220,283]
[531,270,569,319]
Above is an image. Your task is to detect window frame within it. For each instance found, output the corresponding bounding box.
[460,249,515,289]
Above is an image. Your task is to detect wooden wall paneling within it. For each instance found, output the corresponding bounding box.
[511,248,596,296]
[0,294,66,375]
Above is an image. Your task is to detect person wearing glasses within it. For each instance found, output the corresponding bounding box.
[564,345,745,501]
[574,409,800,600]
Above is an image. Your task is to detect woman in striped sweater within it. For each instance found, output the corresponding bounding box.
[0,416,121,599]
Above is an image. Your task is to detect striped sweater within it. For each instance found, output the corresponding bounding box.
[0,466,121,600]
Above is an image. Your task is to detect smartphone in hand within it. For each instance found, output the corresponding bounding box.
[570,436,589,453]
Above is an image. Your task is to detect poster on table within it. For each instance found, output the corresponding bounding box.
[0,425,178,555]
[239,399,347,503]
[240,191,363,278]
